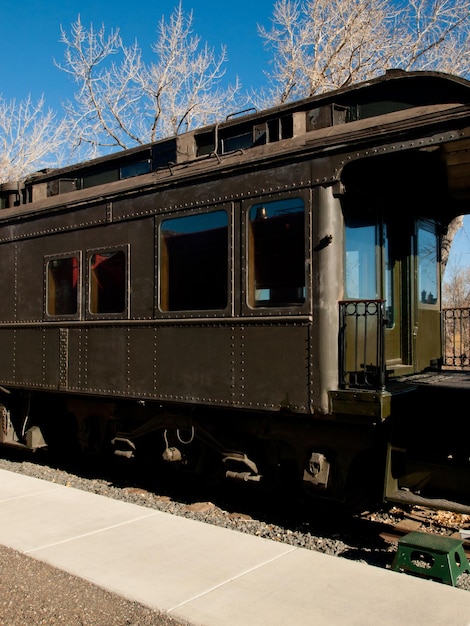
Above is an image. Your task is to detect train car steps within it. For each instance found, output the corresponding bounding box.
[392,531,470,586]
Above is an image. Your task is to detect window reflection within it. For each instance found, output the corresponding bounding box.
[345,220,378,300]
[160,211,228,311]
[89,250,126,314]
[47,256,79,316]
[418,225,438,305]
[384,229,394,328]
[248,198,305,307]
[345,218,394,327]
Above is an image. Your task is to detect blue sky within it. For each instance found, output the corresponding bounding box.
[0,0,275,108]
[445,221,470,274]
[1,0,469,267]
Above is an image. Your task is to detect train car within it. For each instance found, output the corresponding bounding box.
[1,69,470,512]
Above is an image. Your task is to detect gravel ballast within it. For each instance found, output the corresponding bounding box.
[0,450,469,625]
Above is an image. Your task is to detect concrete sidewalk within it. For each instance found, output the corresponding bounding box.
[0,468,469,625]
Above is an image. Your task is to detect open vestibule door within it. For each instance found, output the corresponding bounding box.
[341,152,445,383]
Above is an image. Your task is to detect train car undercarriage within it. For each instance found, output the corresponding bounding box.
[5,376,470,515]
[0,388,387,511]
[385,371,470,514]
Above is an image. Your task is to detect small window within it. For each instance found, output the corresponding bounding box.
[89,250,127,314]
[120,160,151,179]
[280,114,293,139]
[160,211,228,311]
[47,256,79,316]
[82,169,119,189]
[151,139,177,168]
[196,131,216,157]
[222,131,253,153]
[248,198,305,308]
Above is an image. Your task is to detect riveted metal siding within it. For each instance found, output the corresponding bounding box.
[0,245,16,321]
[0,327,60,389]
[235,323,310,412]
[154,324,234,405]
[0,329,15,383]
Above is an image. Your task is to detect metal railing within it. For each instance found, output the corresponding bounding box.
[338,299,386,389]
[338,304,470,385]
[443,307,470,368]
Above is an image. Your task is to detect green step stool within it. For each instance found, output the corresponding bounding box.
[392,531,470,586]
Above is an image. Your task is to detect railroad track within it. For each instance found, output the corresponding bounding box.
[366,507,470,559]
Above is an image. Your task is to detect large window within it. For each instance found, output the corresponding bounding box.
[160,211,229,311]
[247,198,305,308]
[47,256,79,316]
[89,249,127,314]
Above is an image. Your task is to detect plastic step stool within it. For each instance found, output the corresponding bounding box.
[392,531,470,586]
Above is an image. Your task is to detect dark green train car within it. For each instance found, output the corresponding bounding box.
[1,69,470,511]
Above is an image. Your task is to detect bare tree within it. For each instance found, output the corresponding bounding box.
[443,261,470,307]
[442,258,470,366]
[259,0,470,268]
[138,4,240,139]
[57,3,241,154]
[258,0,393,104]
[57,17,144,155]
[393,0,470,77]
[0,95,66,184]
[258,0,470,105]
[442,215,465,272]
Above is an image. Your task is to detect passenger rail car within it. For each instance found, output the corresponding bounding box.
[2,69,470,512]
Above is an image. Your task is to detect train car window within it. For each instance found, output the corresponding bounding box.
[160,211,229,311]
[89,250,126,314]
[222,131,254,153]
[195,131,215,157]
[384,230,395,328]
[46,256,79,316]
[82,169,119,189]
[345,220,379,300]
[120,160,151,179]
[280,114,294,139]
[345,218,396,328]
[418,225,439,306]
[151,139,177,168]
[248,198,305,308]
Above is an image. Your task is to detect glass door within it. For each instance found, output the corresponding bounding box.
[415,221,441,372]
[382,220,413,373]
[344,215,412,379]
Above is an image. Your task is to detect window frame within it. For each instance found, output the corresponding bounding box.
[344,218,381,301]
[157,206,232,318]
[242,193,310,316]
[86,244,130,319]
[417,220,440,310]
[44,251,82,320]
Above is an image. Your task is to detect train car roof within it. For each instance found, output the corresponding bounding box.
[23,69,470,183]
